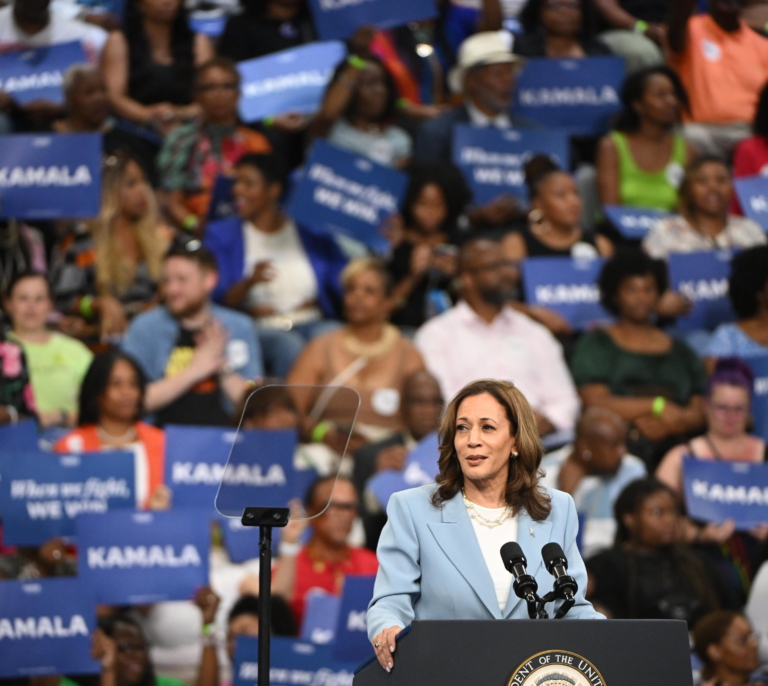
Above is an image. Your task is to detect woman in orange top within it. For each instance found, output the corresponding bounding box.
[55,350,168,510]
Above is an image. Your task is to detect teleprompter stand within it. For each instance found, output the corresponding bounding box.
[353,619,694,686]
[241,506,290,686]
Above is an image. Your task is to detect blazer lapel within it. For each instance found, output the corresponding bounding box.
[502,509,553,618]
[427,492,502,619]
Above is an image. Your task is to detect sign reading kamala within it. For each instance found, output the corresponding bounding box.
[307,0,435,41]
[164,425,241,508]
[514,57,625,135]
[331,575,376,663]
[286,140,406,253]
[603,205,672,241]
[734,175,768,231]
[748,356,768,443]
[77,509,210,605]
[234,636,359,686]
[0,133,101,220]
[0,450,134,547]
[0,578,99,678]
[237,41,347,122]
[522,256,609,329]
[683,458,768,530]
[0,42,87,105]
[452,125,569,204]
[668,250,735,332]
[367,432,440,509]
[215,428,298,517]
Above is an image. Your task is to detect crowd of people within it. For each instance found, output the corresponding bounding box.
[2,0,768,682]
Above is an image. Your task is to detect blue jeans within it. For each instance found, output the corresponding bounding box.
[257,319,341,379]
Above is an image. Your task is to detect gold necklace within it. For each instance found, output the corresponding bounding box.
[462,490,512,529]
[342,323,399,359]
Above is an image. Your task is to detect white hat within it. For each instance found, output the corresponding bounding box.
[448,31,523,94]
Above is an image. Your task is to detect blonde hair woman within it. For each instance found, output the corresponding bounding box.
[51,154,170,340]
[367,378,603,672]
[287,257,425,454]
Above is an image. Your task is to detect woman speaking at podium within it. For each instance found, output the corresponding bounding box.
[367,378,603,671]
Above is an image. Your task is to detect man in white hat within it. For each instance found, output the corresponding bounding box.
[413,30,534,163]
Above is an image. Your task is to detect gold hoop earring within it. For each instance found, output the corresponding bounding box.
[528,209,544,224]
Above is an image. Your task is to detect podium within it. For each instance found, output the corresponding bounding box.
[353,620,693,686]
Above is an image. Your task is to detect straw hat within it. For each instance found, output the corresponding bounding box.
[448,31,524,94]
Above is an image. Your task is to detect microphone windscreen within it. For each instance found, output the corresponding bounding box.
[500,541,526,573]
[541,542,566,572]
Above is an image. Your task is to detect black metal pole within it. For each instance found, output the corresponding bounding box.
[258,525,273,686]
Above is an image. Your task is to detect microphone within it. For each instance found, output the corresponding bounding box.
[500,542,539,615]
[541,542,578,603]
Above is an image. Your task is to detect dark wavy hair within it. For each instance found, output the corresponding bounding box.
[326,56,399,124]
[597,248,668,317]
[614,478,675,544]
[613,66,689,133]
[518,0,599,41]
[728,245,768,319]
[401,162,472,233]
[123,0,195,102]
[693,611,745,680]
[78,350,147,426]
[431,378,551,520]
[228,593,297,636]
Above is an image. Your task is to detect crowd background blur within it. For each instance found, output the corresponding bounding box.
[2,0,768,683]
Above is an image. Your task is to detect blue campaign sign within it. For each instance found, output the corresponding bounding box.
[0,42,87,105]
[367,433,439,509]
[77,509,210,605]
[734,175,768,231]
[0,450,134,546]
[189,16,227,37]
[668,250,736,332]
[522,256,610,329]
[603,205,672,241]
[234,636,359,686]
[215,429,298,517]
[218,515,260,563]
[0,133,102,220]
[307,0,435,41]
[301,591,341,644]
[514,57,625,135]
[452,125,570,204]
[683,457,768,530]
[286,140,406,253]
[749,356,768,443]
[0,419,39,450]
[0,578,99,678]
[206,175,236,223]
[238,42,347,122]
[164,425,240,509]
[331,574,376,663]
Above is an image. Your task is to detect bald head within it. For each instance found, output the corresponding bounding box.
[574,408,627,476]
[402,370,443,441]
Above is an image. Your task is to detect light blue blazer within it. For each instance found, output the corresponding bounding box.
[367,484,603,640]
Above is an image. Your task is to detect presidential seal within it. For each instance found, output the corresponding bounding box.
[507,651,605,686]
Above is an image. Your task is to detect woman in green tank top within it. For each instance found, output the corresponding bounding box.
[597,66,695,212]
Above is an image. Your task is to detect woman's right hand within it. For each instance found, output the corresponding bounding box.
[96,295,128,338]
[91,628,117,671]
[372,625,402,672]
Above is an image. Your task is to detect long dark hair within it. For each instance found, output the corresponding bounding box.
[693,611,744,680]
[401,162,472,234]
[728,245,768,319]
[613,66,689,133]
[432,379,551,520]
[123,0,195,98]
[78,350,147,426]
[753,81,768,138]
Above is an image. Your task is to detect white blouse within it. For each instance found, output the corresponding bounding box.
[466,502,518,611]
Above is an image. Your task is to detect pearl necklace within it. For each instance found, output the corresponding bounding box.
[462,490,512,529]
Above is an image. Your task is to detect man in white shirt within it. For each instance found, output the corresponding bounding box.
[0,0,108,60]
[414,238,580,436]
[540,408,646,557]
